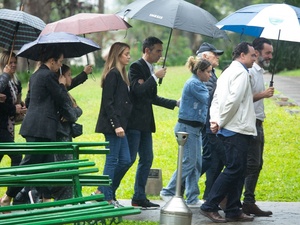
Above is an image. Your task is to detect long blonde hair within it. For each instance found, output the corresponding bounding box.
[101,42,130,88]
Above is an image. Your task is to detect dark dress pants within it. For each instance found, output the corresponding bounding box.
[201,133,251,218]
[243,124,264,203]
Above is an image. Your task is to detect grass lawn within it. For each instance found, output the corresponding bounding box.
[1,66,299,225]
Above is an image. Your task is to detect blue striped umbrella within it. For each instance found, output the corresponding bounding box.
[216,3,300,42]
[216,3,300,86]
[0,8,46,51]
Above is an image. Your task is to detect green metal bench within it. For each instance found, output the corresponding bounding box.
[0,159,111,197]
[0,195,141,225]
[0,141,110,159]
[0,142,141,224]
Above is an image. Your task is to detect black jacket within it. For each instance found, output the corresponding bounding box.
[128,58,177,133]
[0,73,21,141]
[95,68,132,134]
[20,64,75,141]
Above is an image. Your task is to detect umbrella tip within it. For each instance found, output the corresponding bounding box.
[124,9,131,17]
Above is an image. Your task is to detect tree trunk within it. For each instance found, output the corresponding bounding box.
[94,0,105,68]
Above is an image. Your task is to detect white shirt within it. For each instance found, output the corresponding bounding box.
[210,61,257,136]
[143,58,158,81]
[249,62,266,121]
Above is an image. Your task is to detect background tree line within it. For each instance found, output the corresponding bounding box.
[1,0,300,80]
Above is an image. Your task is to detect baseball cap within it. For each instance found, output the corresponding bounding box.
[196,42,224,56]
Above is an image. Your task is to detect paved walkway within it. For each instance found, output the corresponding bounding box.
[264,73,300,106]
[120,199,300,224]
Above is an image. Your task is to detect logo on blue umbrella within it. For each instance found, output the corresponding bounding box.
[269,17,284,26]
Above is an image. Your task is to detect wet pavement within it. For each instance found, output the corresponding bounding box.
[264,73,300,106]
[120,199,300,224]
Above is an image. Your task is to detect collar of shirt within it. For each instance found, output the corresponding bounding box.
[237,61,249,72]
[142,58,153,73]
[253,62,265,73]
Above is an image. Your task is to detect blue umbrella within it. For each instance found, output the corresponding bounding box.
[216,3,300,86]
[216,3,300,42]
[17,32,100,61]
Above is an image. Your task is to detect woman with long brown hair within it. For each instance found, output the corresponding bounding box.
[94,42,132,207]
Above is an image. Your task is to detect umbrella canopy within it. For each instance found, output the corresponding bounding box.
[17,32,100,61]
[117,0,227,39]
[216,3,300,42]
[216,3,300,86]
[116,0,228,84]
[40,13,131,36]
[0,8,46,51]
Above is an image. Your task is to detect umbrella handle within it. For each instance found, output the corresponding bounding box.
[159,29,173,86]
[269,30,281,87]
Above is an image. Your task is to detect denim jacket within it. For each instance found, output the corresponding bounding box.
[178,74,209,124]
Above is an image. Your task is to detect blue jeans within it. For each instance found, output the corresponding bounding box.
[160,122,202,204]
[243,124,264,203]
[126,129,153,200]
[99,133,131,201]
[203,133,226,200]
[201,133,251,218]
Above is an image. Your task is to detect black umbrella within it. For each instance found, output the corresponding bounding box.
[17,32,101,61]
[116,0,228,84]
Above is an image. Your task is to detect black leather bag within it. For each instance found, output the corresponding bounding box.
[71,123,83,138]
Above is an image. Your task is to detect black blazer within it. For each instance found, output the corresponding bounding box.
[0,73,21,141]
[95,68,132,134]
[128,58,177,132]
[20,64,75,141]
[68,71,88,91]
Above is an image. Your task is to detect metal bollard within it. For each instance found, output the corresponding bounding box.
[160,132,192,225]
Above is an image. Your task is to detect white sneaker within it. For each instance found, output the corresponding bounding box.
[110,200,124,208]
[187,199,204,208]
[160,194,173,202]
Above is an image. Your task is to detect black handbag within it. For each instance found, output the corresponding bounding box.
[71,123,83,138]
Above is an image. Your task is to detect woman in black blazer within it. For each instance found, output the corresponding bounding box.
[94,42,132,207]
[1,45,73,206]
[0,51,26,162]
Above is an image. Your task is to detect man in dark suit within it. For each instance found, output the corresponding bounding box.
[126,36,179,208]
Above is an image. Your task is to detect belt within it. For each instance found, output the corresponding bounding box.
[178,118,204,128]
[256,119,263,127]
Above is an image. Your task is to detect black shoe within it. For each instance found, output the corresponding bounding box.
[242,203,273,217]
[199,209,227,223]
[13,188,31,205]
[131,198,160,209]
[226,212,254,222]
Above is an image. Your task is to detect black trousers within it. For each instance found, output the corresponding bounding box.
[6,137,54,199]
